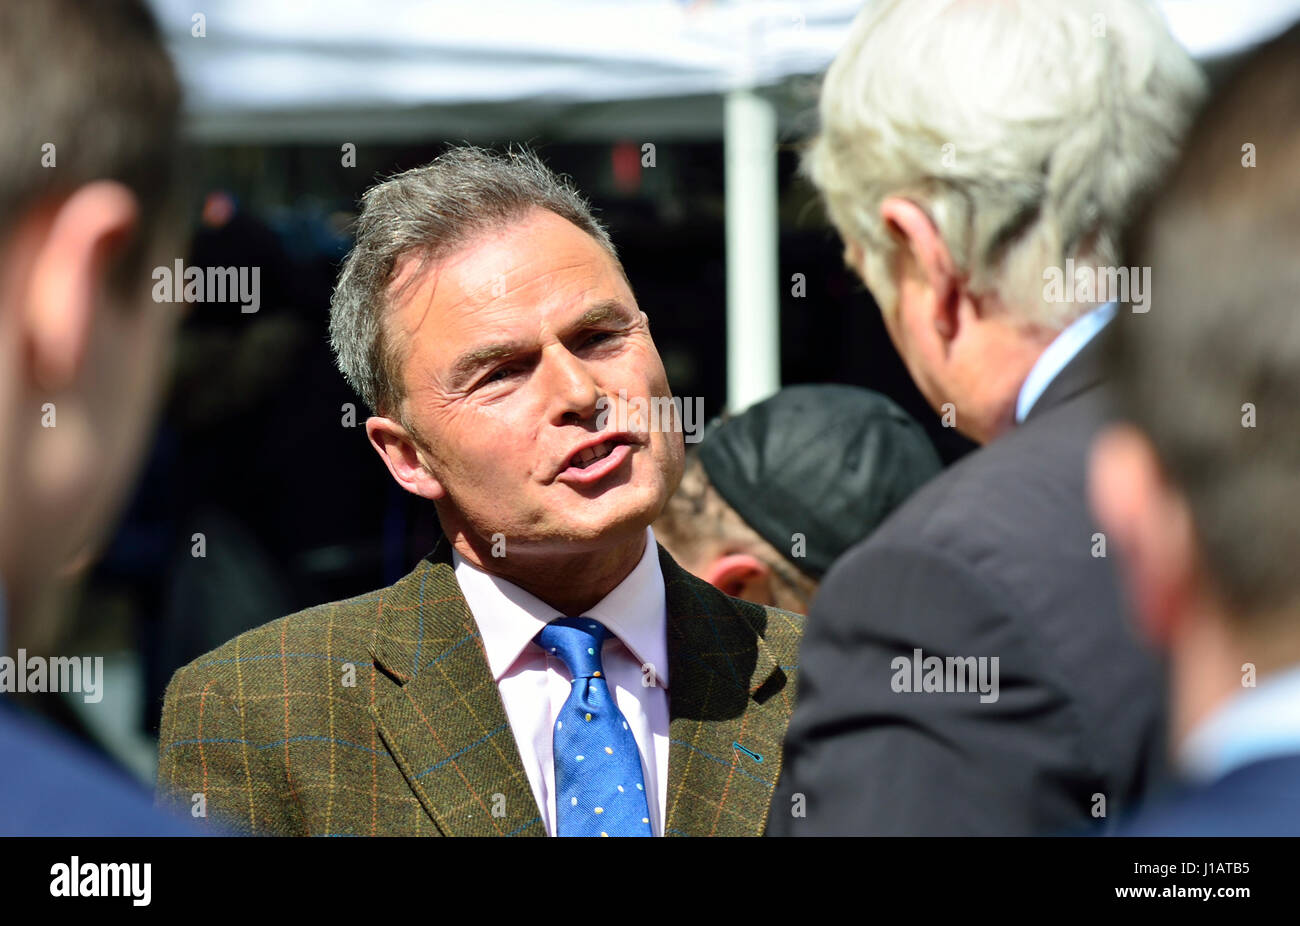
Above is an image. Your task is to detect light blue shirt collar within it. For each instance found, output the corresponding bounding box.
[1015,301,1117,424]
[1180,663,1300,783]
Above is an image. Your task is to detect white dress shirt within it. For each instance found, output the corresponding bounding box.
[452,526,670,836]
[1180,664,1300,784]
[1015,301,1118,424]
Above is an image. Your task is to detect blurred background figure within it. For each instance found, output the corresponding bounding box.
[0,0,193,834]
[1090,22,1300,836]
[655,384,940,613]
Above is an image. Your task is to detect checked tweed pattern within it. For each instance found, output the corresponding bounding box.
[537,617,652,837]
[156,538,803,837]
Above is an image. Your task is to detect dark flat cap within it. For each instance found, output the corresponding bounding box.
[697,384,941,579]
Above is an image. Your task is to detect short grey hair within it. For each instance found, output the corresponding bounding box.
[329,146,621,416]
[806,0,1206,329]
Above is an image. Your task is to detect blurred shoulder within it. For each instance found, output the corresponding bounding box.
[841,392,1110,576]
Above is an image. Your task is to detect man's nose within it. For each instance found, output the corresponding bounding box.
[542,344,603,424]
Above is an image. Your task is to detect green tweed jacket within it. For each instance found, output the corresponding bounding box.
[156,538,804,836]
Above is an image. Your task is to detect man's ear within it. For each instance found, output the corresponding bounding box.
[24,181,140,390]
[703,552,771,603]
[879,196,960,341]
[843,239,866,277]
[1089,424,1198,648]
[366,415,447,501]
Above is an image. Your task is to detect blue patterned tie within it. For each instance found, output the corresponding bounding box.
[535,617,653,837]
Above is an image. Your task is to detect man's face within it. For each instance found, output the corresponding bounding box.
[844,221,1034,445]
[844,236,949,415]
[382,208,684,556]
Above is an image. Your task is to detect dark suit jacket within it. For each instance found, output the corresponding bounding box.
[0,701,196,835]
[1114,754,1300,836]
[157,539,804,835]
[768,333,1168,835]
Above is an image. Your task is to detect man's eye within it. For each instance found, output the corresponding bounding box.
[584,331,615,348]
[482,366,516,386]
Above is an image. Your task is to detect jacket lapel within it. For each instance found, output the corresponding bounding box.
[368,537,543,837]
[660,549,793,836]
[367,538,794,837]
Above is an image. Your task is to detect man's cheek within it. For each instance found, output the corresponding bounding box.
[470,438,531,487]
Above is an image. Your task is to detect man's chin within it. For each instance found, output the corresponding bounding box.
[563,510,654,545]
[545,490,663,546]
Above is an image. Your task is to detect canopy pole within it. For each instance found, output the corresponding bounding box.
[723,87,780,414]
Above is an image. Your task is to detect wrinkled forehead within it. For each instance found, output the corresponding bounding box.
[383,210,635,375]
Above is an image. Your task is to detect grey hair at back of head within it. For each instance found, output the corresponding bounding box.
[806,0,1206,329]
[329,146,620,416]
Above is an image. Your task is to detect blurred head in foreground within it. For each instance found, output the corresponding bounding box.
[1089,23,1300,816]
[0,0,183,632]
[655,385,941,613]
[807,0,1204,444]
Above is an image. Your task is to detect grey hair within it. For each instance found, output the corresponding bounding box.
[329,146,621,416]
[806,0,1206,329]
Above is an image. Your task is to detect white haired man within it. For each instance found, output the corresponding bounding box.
[769,0,1206,835]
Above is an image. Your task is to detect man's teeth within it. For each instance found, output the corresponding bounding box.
[573,441,614,469]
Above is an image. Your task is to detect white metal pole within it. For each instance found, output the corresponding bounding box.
[723,87,781,414]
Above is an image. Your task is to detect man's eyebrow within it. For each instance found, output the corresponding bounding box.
[567,299,638,331]
[446,301,638,389]
[446,341,529,389]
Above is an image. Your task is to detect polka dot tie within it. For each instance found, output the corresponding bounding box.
[535,617,653,837]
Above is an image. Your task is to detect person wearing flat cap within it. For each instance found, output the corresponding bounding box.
[655,384,942,615]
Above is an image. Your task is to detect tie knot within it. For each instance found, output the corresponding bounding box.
[535,617,610,679]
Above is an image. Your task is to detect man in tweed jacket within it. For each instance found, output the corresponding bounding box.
[157,148,803,836]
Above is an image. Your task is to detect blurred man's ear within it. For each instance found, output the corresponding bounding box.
[843,239,866,279]
[703,552,772,605]
[24,181,140,390]
[366,415,447,501]
[879,196,960,342]
[1089,424,1199,648]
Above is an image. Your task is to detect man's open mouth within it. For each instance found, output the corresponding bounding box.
[569,439,618,470]
[557,434,637,485]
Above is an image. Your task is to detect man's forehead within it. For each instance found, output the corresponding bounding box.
[389,215,621,322]
[393,209,609,287]
[383,213,634,373]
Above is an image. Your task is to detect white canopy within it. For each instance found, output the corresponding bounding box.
[151,0,1300,141]
[152,0,866,141]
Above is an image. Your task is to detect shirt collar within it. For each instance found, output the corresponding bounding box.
[1179,663,1300,783]
[1015,301,1117,425]
[452,526,669,688]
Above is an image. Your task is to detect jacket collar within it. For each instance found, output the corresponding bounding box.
[368,535,791,836]
[1022,318,1111,426]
